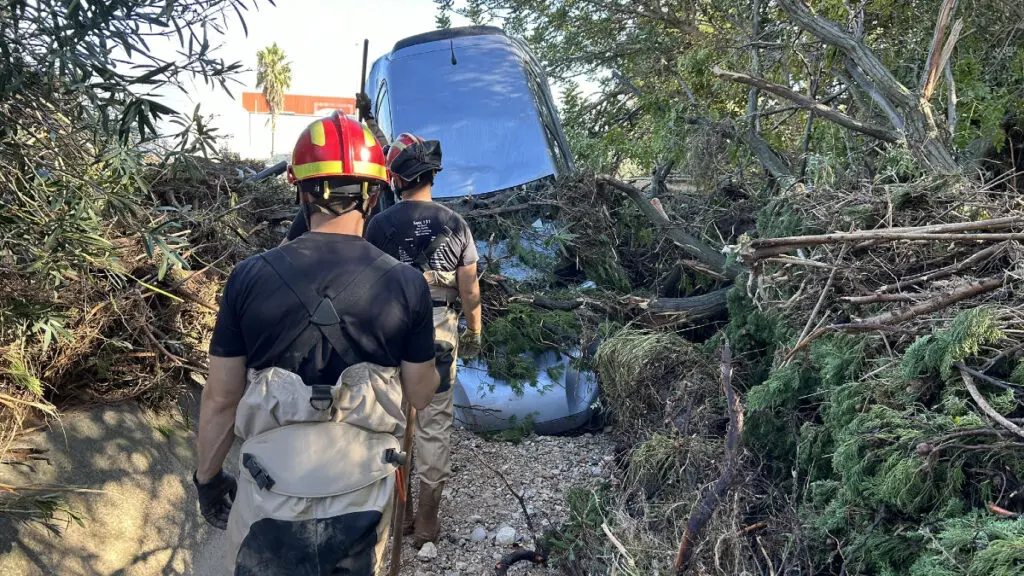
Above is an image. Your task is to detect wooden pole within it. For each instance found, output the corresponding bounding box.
[389,405,416,576]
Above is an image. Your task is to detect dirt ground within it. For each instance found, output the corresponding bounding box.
[0,390,612,576]
[391,430,615,576]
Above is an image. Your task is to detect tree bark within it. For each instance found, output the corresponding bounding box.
[647,287,731,321]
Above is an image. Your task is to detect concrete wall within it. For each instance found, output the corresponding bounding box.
[235,112,331,162]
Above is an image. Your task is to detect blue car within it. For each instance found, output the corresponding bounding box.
[366,27,597,434]
[366,25,575,200]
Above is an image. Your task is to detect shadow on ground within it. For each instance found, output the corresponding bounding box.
[0,384,235,576]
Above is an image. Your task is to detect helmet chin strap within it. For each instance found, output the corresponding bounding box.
[300,181,372,230]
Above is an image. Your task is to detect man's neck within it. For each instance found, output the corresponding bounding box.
[402,185,433,202]
[309,210,365,237]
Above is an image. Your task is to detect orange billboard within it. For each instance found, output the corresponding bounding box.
[242,92,356,116]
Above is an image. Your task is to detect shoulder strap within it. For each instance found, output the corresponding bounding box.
[411,209,463,272]
[261,249,400,372]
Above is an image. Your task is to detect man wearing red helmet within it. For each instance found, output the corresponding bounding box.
[364,132,483,549]
[282,94,387,243]
[194,111,439,574]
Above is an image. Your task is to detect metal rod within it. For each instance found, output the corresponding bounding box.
[359,39,369,120]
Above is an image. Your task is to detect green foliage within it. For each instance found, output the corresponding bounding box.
[724,283,793,385]
[627,433,677,489]
[457,0,491,25]
[0,1,262,429]
[1010,362,1024,386]
[0,493,85,533]
[433,0,454,29]
[480,414,536,444]
[910,513,1024,576]
[902,308,1004,380]
[544,486,612,566]
[482,303,580,388]
[756,198,808,240]
[3,352,43,396]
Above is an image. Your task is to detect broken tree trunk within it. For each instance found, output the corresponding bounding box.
[775,0,960,174]
[598,176,746,280]
[646,288,731,321]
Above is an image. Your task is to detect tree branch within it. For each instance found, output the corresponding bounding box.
[598,176,745,279]
[960,368,1024,440]
[945,61,958,137]
[737,129,799,191]
[874,242,1005,293]
[775,0,913,108]
[674,340,742,574]
[714,66,900,142]
[859,276,1004,325]
[844,61,905,131]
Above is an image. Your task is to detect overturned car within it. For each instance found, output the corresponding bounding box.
[366,27,597,434]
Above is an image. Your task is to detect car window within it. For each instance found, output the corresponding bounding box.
[521,60,568,174]
[375,82,393,141]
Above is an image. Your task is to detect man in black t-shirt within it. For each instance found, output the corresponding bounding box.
[195,112,439,575]
[364,132,483,549]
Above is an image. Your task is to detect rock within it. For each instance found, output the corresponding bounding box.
[467,514,483,524]
[456,562,468,571]
[417,542,438,562]
[541,472,554,479]
[495,526,516,546]
[590,466,604,477]
[493,552,503,561]
[470,526,488,542]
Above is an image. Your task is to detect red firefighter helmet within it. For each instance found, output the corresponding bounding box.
[288,111,388,188]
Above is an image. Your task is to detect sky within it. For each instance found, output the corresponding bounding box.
[146,0,476,157]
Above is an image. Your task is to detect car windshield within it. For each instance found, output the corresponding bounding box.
[387,36,558,198]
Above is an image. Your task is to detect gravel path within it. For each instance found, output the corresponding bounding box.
[390,429,615,576]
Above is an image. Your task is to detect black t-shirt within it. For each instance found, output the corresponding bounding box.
[209,233,435,384]
[364,201,478,272]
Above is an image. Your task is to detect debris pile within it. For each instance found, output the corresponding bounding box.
[1,157,290,464]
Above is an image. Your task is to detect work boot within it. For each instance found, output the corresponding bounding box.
[402,480,415,536]
[412,481,444,548]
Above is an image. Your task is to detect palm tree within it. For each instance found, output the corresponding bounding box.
[256,43,292,157]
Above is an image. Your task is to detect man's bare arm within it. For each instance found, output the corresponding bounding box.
[457,263,482,333]
[401,358,440,410]
[196,355,247,483]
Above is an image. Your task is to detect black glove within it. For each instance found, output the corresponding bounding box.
[459,329,483,359]
[356,91,373,120]
[194,469,237,530]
